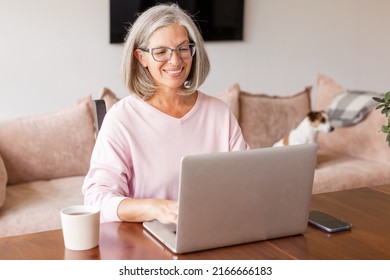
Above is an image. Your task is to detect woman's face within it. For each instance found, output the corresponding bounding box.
[135,24,193,93]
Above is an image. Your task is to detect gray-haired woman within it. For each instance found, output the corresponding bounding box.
[82,4,248,225]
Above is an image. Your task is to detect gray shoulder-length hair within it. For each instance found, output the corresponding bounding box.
[121,3,210,99]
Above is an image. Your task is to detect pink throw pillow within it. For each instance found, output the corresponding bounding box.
[216,83,240,120]
[99,87,120,111]
[315,74,345,111]
[0,154,7,208]
[0,96,96,185]
[239,86,312,148]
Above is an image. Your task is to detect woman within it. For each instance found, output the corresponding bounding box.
[82,4,248,224]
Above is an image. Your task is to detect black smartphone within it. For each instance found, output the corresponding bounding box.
[308,210,352,233]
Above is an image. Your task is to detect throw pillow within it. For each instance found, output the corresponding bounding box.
[314,73,345,111]
[315,75,390,163]
[0,96,96,185]
[326,90,379,127]
[0,154,7,208]
[99,87,120,111]
[239,86,312,148]
[318,107,390,163]
[216,83,240,120]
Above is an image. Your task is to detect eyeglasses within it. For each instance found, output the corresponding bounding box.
[139,44,196,62]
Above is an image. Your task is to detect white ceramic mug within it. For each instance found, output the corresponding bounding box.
[60,205,100,251]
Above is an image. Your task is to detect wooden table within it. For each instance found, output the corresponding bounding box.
[0,185,389,260]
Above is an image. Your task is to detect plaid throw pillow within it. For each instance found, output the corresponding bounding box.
[326,90,381,127]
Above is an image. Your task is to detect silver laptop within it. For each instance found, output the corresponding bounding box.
[143,143,318,254]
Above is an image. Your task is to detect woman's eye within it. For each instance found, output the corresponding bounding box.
[179,47,189,52]
[154,48,168,55]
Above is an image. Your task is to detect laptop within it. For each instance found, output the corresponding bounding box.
[143,143,318,254]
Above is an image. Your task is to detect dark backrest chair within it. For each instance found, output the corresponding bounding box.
[93,100,107,133]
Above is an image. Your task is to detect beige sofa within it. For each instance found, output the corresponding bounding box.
[101,80,390,195]
[220,75,390,194]
[313,75,390,193]
[1,75,390,238]
[0,97,97,237]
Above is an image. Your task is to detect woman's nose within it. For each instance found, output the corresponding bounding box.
[168,50,181,65]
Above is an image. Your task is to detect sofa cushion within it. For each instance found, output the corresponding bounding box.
[315,75,390,163]
[0,154,6,208]
[0,96,96,185]
[314,149,390,193]
[0,176,84,237]
[239,86,312,148]
[100,87,120,111]
[216,83,240,120]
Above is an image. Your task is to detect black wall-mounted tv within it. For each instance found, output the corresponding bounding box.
[110,0,245,43]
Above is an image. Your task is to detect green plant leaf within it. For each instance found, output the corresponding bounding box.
[381,125,390,133]
[376,104,385,110]
[373,91,390,147]
[381,108,388,115]
[385,92,390,102]
[386,134,390,147]
[373,96,385,103]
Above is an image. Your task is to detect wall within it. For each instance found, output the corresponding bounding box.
[1,0,390,120]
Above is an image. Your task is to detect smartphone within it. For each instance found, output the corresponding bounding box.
[308,210,352,233]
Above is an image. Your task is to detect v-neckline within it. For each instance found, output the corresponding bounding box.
[142,92,202,123]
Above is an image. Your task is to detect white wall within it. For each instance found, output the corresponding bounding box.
[1,0,390,120]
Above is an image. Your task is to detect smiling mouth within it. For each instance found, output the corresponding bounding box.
[164,68,184,75]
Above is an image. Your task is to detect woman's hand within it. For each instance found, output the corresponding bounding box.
[152,199,179,224]
[117,198,178,224]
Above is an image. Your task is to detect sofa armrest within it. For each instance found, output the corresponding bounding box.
[0,153,7,208]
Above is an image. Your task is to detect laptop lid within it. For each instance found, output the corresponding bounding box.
[144,143,318,254]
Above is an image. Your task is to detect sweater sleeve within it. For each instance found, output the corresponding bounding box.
[82,110,132,223]
[229,110,250,151]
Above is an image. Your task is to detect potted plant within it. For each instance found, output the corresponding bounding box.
[373,91,390,147]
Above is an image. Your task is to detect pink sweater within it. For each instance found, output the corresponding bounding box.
[82,92,248,222]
